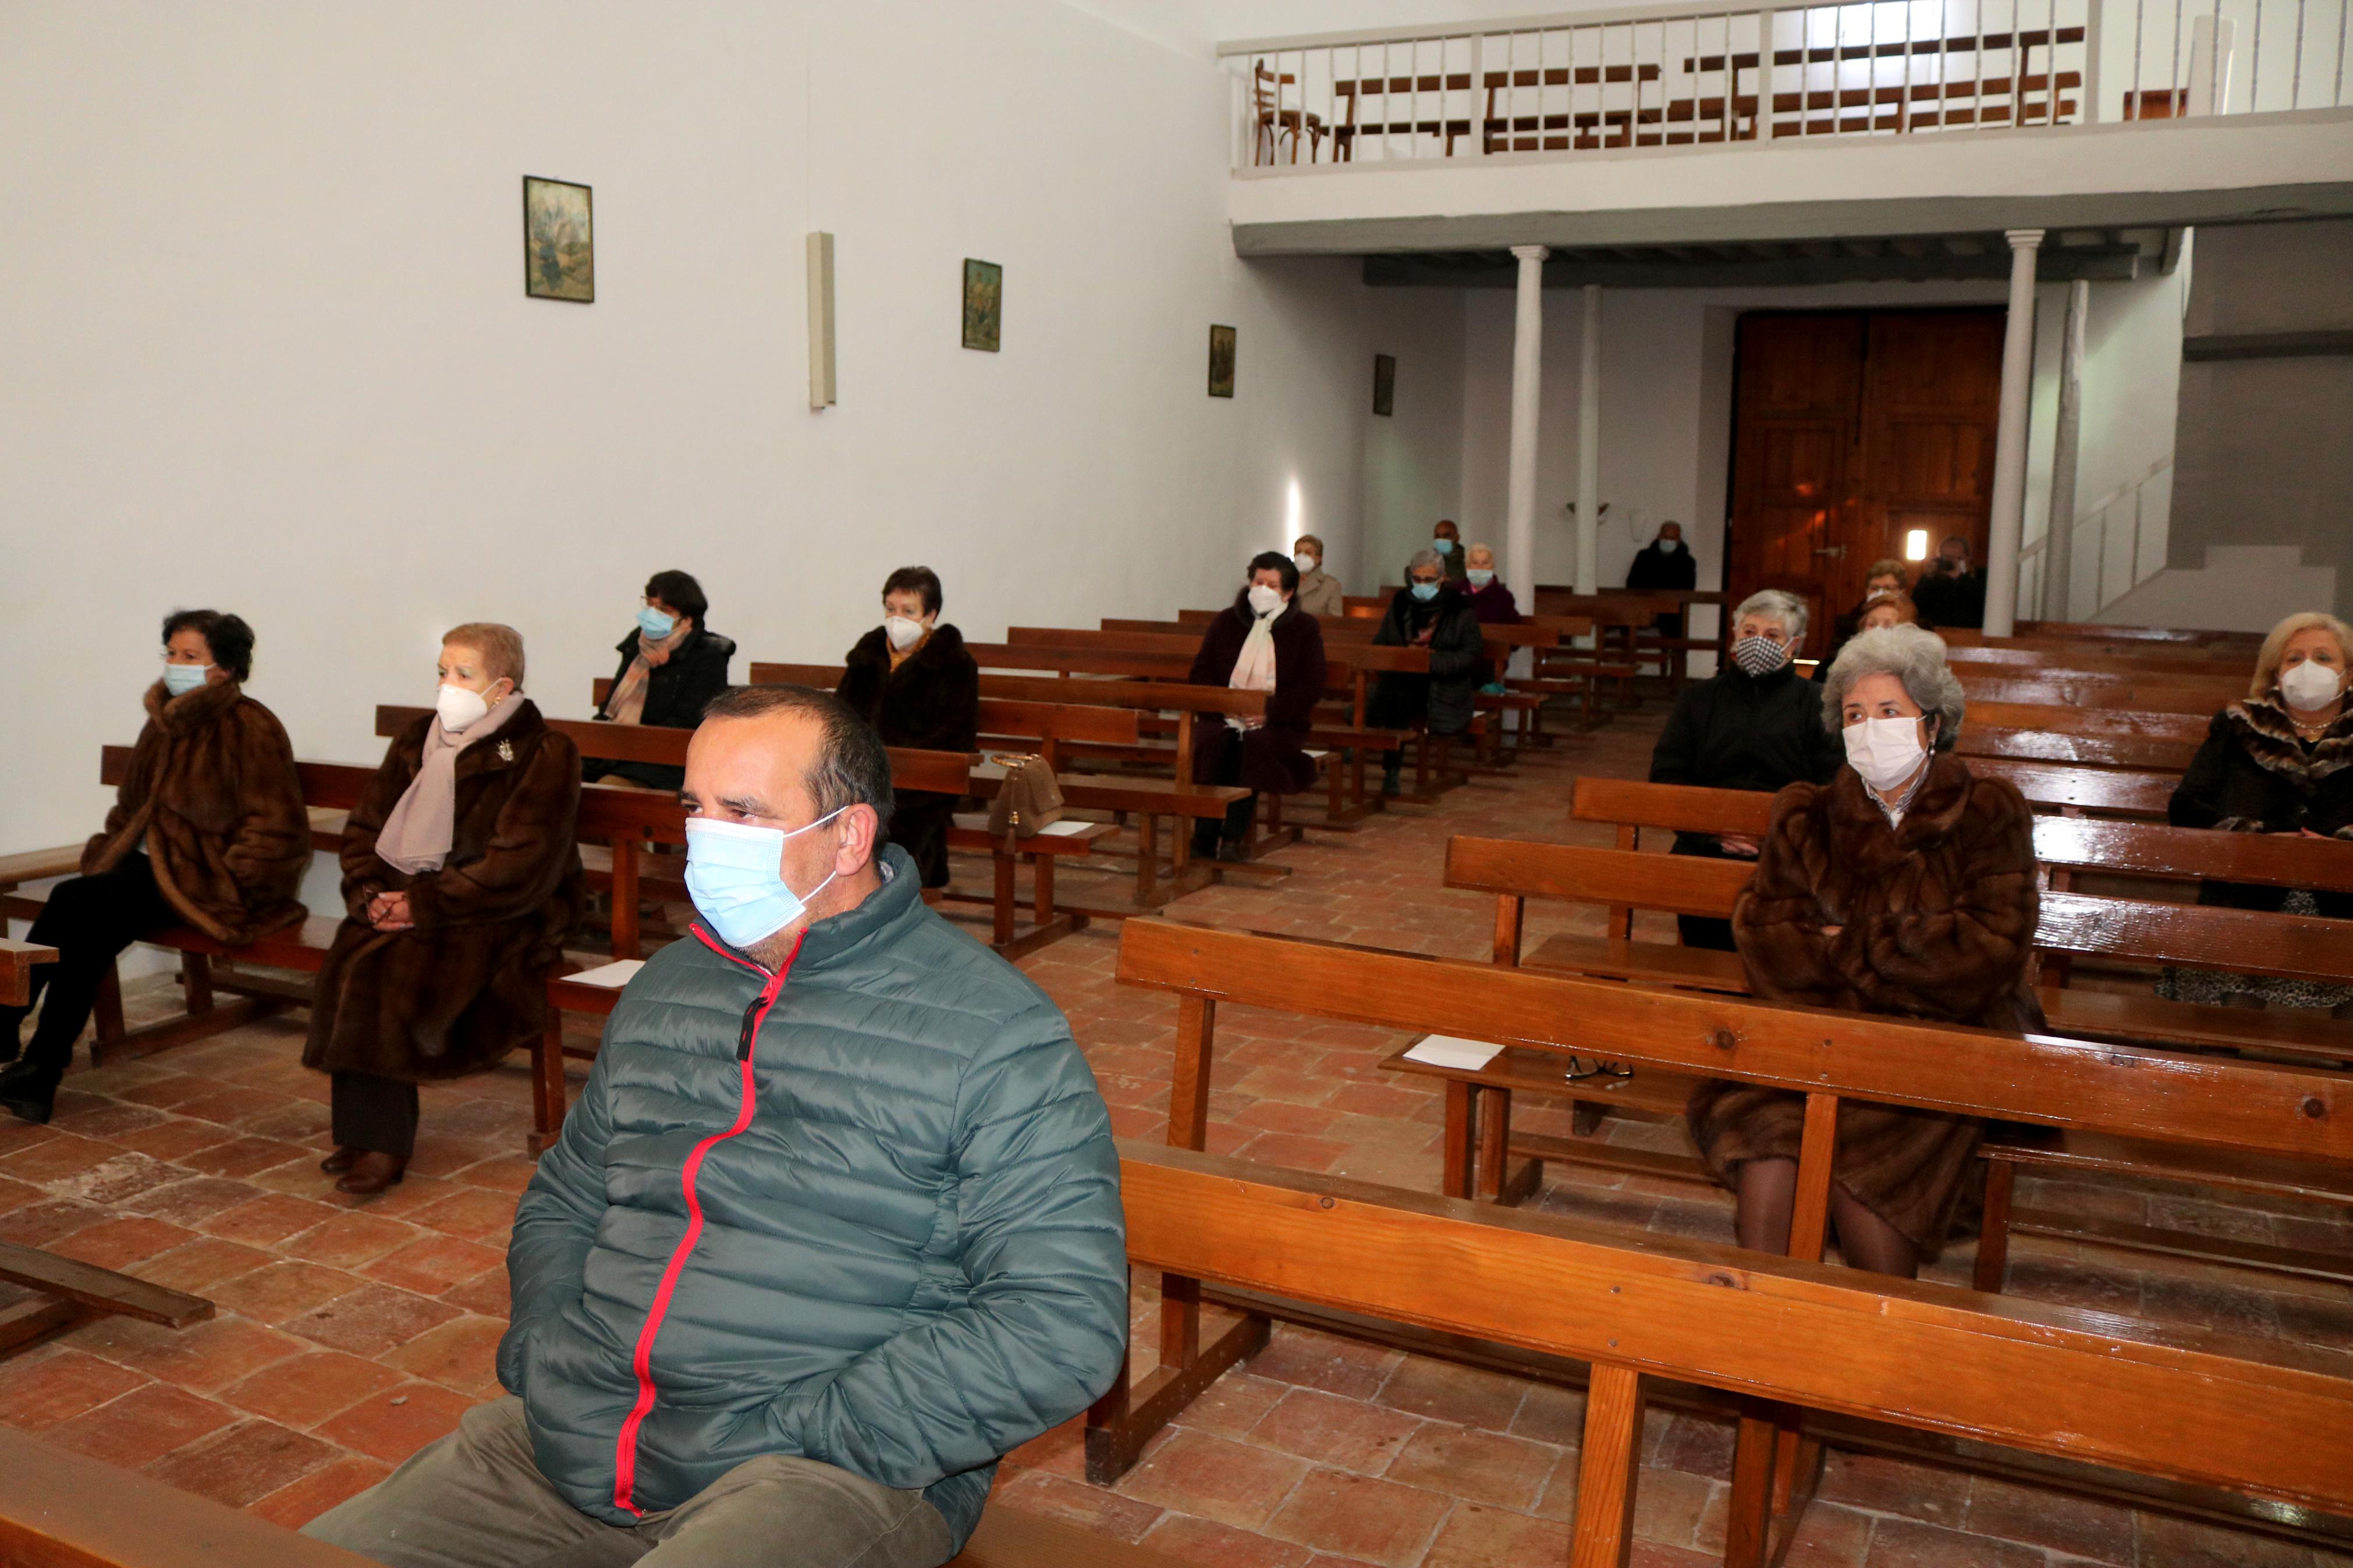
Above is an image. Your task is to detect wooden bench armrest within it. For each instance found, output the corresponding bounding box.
[0,844,86,890]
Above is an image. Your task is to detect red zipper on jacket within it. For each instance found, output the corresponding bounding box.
[610,924,803,1517]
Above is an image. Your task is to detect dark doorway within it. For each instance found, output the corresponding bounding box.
[1724,307,2005,633]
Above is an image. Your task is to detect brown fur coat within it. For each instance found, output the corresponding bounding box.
[1687,752,2042,1256]
[84,680,310,945]
[302,702,583,1083]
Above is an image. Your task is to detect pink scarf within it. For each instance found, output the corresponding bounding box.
[604,623,691,726]
[375,694,526,874]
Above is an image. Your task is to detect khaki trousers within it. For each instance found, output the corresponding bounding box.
[303,1398,954,1568]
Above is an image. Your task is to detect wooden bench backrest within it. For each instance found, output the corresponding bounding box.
[1965,758,2175,815]
[1948,644,2259,677]
[1000,627,1400,680]
[1945,622,2260,650]
[1960,674,2239,715]
[1116,1143,2353,1517]
[1956,726,2199,773]
[744,662,1268,719]
[1965,701,2212,742]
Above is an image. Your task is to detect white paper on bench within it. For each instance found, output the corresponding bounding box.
[565,959,646,989]
[1038,819,1094,837]
[1403,1034,1504,1071]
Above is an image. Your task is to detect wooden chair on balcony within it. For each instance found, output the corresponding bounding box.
[1253,62,1325,164]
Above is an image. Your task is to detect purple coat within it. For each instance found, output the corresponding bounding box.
[1464,579,1522,625]
[1187,592,1329,795]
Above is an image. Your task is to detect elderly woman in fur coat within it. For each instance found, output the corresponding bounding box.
[0,611,308,1125]
[836,566,980,888]
[1188,551,1329,861]
[304,623,583,1195]
[1691,624,2041,1278]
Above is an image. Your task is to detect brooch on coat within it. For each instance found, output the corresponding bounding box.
[496,740,515,762]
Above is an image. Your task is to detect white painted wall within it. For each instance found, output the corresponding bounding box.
[0,1,1393,855]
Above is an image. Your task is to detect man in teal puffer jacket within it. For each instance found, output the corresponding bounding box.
[307,685,1128,1568]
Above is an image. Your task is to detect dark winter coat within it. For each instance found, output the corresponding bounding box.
[1626,542,1697,593]
[496,845,1127,1552]
[1648,659,1843,856]
[1688,753,2043,1256]
[1911,565,1988,630]
[2170,698,2353,916]
[84,680,309,945]
[837,624,980,888]
[587,626,736,791]
[303,702,584,1083]
[1187,591,1329,796]
[1463,579,1522,625]
[1369,586,1485,736]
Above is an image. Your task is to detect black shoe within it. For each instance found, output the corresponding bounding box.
[1217,840,1249,863]
[1381,771,1403,798]
[0,1064,57,1125]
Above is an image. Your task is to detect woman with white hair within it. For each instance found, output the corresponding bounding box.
[2161,610,2353,1013]
[1647,588,1842,950]
[1690,624,2041,1278]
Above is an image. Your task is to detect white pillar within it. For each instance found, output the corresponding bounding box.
[1575,283,1602,595]
[2040,278,2090,624]
[1505,245,1548,598]
[1982,229,2042,638]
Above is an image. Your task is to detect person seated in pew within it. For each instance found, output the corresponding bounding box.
[302,624,583,1196]
[1626,520,1697,634]
[2160,611,2353,1016]
[1460,543,1522,625]
[588,570,736,792]
[303,684,1126,1568]
[1647,589,1841,951]
[1430,518,1469,583]
[1694,624,2041,1279]
[0,611,308,1124]
[1910,535,1988,630]
[835,566,979,890]
[1291,532,1346,617]
[1811,557,1910,679]
[1369,549,1486,797]
[1812,586,1919,682]
[1187,552,1329,861]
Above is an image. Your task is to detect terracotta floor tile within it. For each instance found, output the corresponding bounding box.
[42,1149,189,1207]
[2131,1512,2316,1568]
[1248,1327,1401,1401]
[1003,1414,1085,1478]
[1118,1430,1312,1532]
[127,1236,276,1295]
[286,1282,463,1356]
[402,1186,520,1243]
[361,1233,505,1296]
[178,1135,313,1179]
[247,1454,395,1531]
[994,1468,1165,1542]
[281,1210,425,1269]
[142,1416,341,1507]
[378,1314,507,1395]
[1965,1477,2135,1565]
[1861,1516,2045,1567]
[45,1381,236,1469]
[314,1381,478,1464]
[1262,1470,1451,1568]
[1248,1387,1422,1475]
[1631,1466,1716,1549]
[0,1132,128,1185]
[1383,1424,1559,1511]
[208,1260,365,1324]
[1175,1372,1292,1440]
[1422,1503,1575,1568]
[1371,1356,1527,1432]
[1137,1513,1314,1568]
[0,1173,46,1215]
[438,1264,513,1318]
[62,1313,305,1393]
[450,1155,538,1193]
[1818,1452,1972,1528]
[123,1175,271,1224]
[222,1349,409,1429]
[1781,1501,1875,1568]
[200,1192,343,1246]
[1509,1382,1588,1446]
[0,1346,150,1431]
[45,1213,196,1270]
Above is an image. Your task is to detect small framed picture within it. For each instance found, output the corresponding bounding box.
[523,176,594,303]
[962,259,1002,351]
[1372,353,1396,417]
[1208,324,1237,398]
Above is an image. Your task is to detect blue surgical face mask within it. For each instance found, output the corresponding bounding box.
[1410,581,1440,602]
[1467,568,1495,589]
[161,663,212,698]
[637,605,678,640]
[1432,536,1455,554]
[684,810,846,950]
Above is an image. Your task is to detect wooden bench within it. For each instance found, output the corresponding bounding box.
[1099,920,2353,1562]
[0,1420,1193,1568]
[0,1236,212,1361]
[1958,724,2199,773]
[1958,670,2245,715]
[0,938,56,1009]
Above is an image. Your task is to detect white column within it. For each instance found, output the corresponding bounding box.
[1504,245,1548,597]
[1982,229,2043,638]
[1575,283,1602,595]
[2040,278,2090,623]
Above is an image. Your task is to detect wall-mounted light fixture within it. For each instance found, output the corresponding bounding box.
[1904,528,1929,561]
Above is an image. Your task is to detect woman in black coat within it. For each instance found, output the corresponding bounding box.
[836,566,980,888]
[1368,548,1485,796]
[2163,612,2353,1011]
[589,570,735,791]
[1188,552,1329,860]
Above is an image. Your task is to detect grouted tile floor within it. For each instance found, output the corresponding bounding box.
[2,703,2347,1566]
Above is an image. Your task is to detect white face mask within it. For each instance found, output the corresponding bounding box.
[885,615,926,653]
[1658,539,1682,553]
[2280,659,2344,713]
[436,682,495,734]
[1293,552,1319,575]
[1845,714,1929,792]
[1247,584,1285,617]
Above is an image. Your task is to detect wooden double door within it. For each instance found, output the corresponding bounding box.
[1724,308,2005,630]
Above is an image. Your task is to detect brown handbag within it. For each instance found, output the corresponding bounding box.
[985,753,1066,846]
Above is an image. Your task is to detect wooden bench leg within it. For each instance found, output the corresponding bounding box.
[180,953,214,1014]
[530,1008,569,1156]
[1974,1156,2016,1293]
[992,852,1017,948]
[1475,1087,1510,1202]
[1442,1081,1477,1199]
[1032,852,1056,930]
[1571,1364,1646,1567]
[611,838,642,961]
[1134,812,1160,906]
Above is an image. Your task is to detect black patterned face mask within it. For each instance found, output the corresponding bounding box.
[1731,635,1788,677]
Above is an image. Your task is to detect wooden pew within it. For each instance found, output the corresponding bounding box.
[1967,698,2212,743]
[1957,670,2244,715]
[0,938,56,1009]
[1963,757,2175,816]
[1947,642,2263,678]
[0,1420,1193,1568]
[0,1236,212,1360]
[1099,920,2353,1561]
[1957,725,2200,773]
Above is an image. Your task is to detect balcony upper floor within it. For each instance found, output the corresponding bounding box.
[1219,0,2353,254]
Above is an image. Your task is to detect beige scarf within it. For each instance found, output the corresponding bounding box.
[1226,609,1280,731]
[375,694,526,874]
[604,623,691,726]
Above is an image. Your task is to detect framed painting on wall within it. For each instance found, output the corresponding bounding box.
[523,176,594,302]
[1372,353,1396,416]
[963,259,1002,351]
[1207,325,1237,397]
